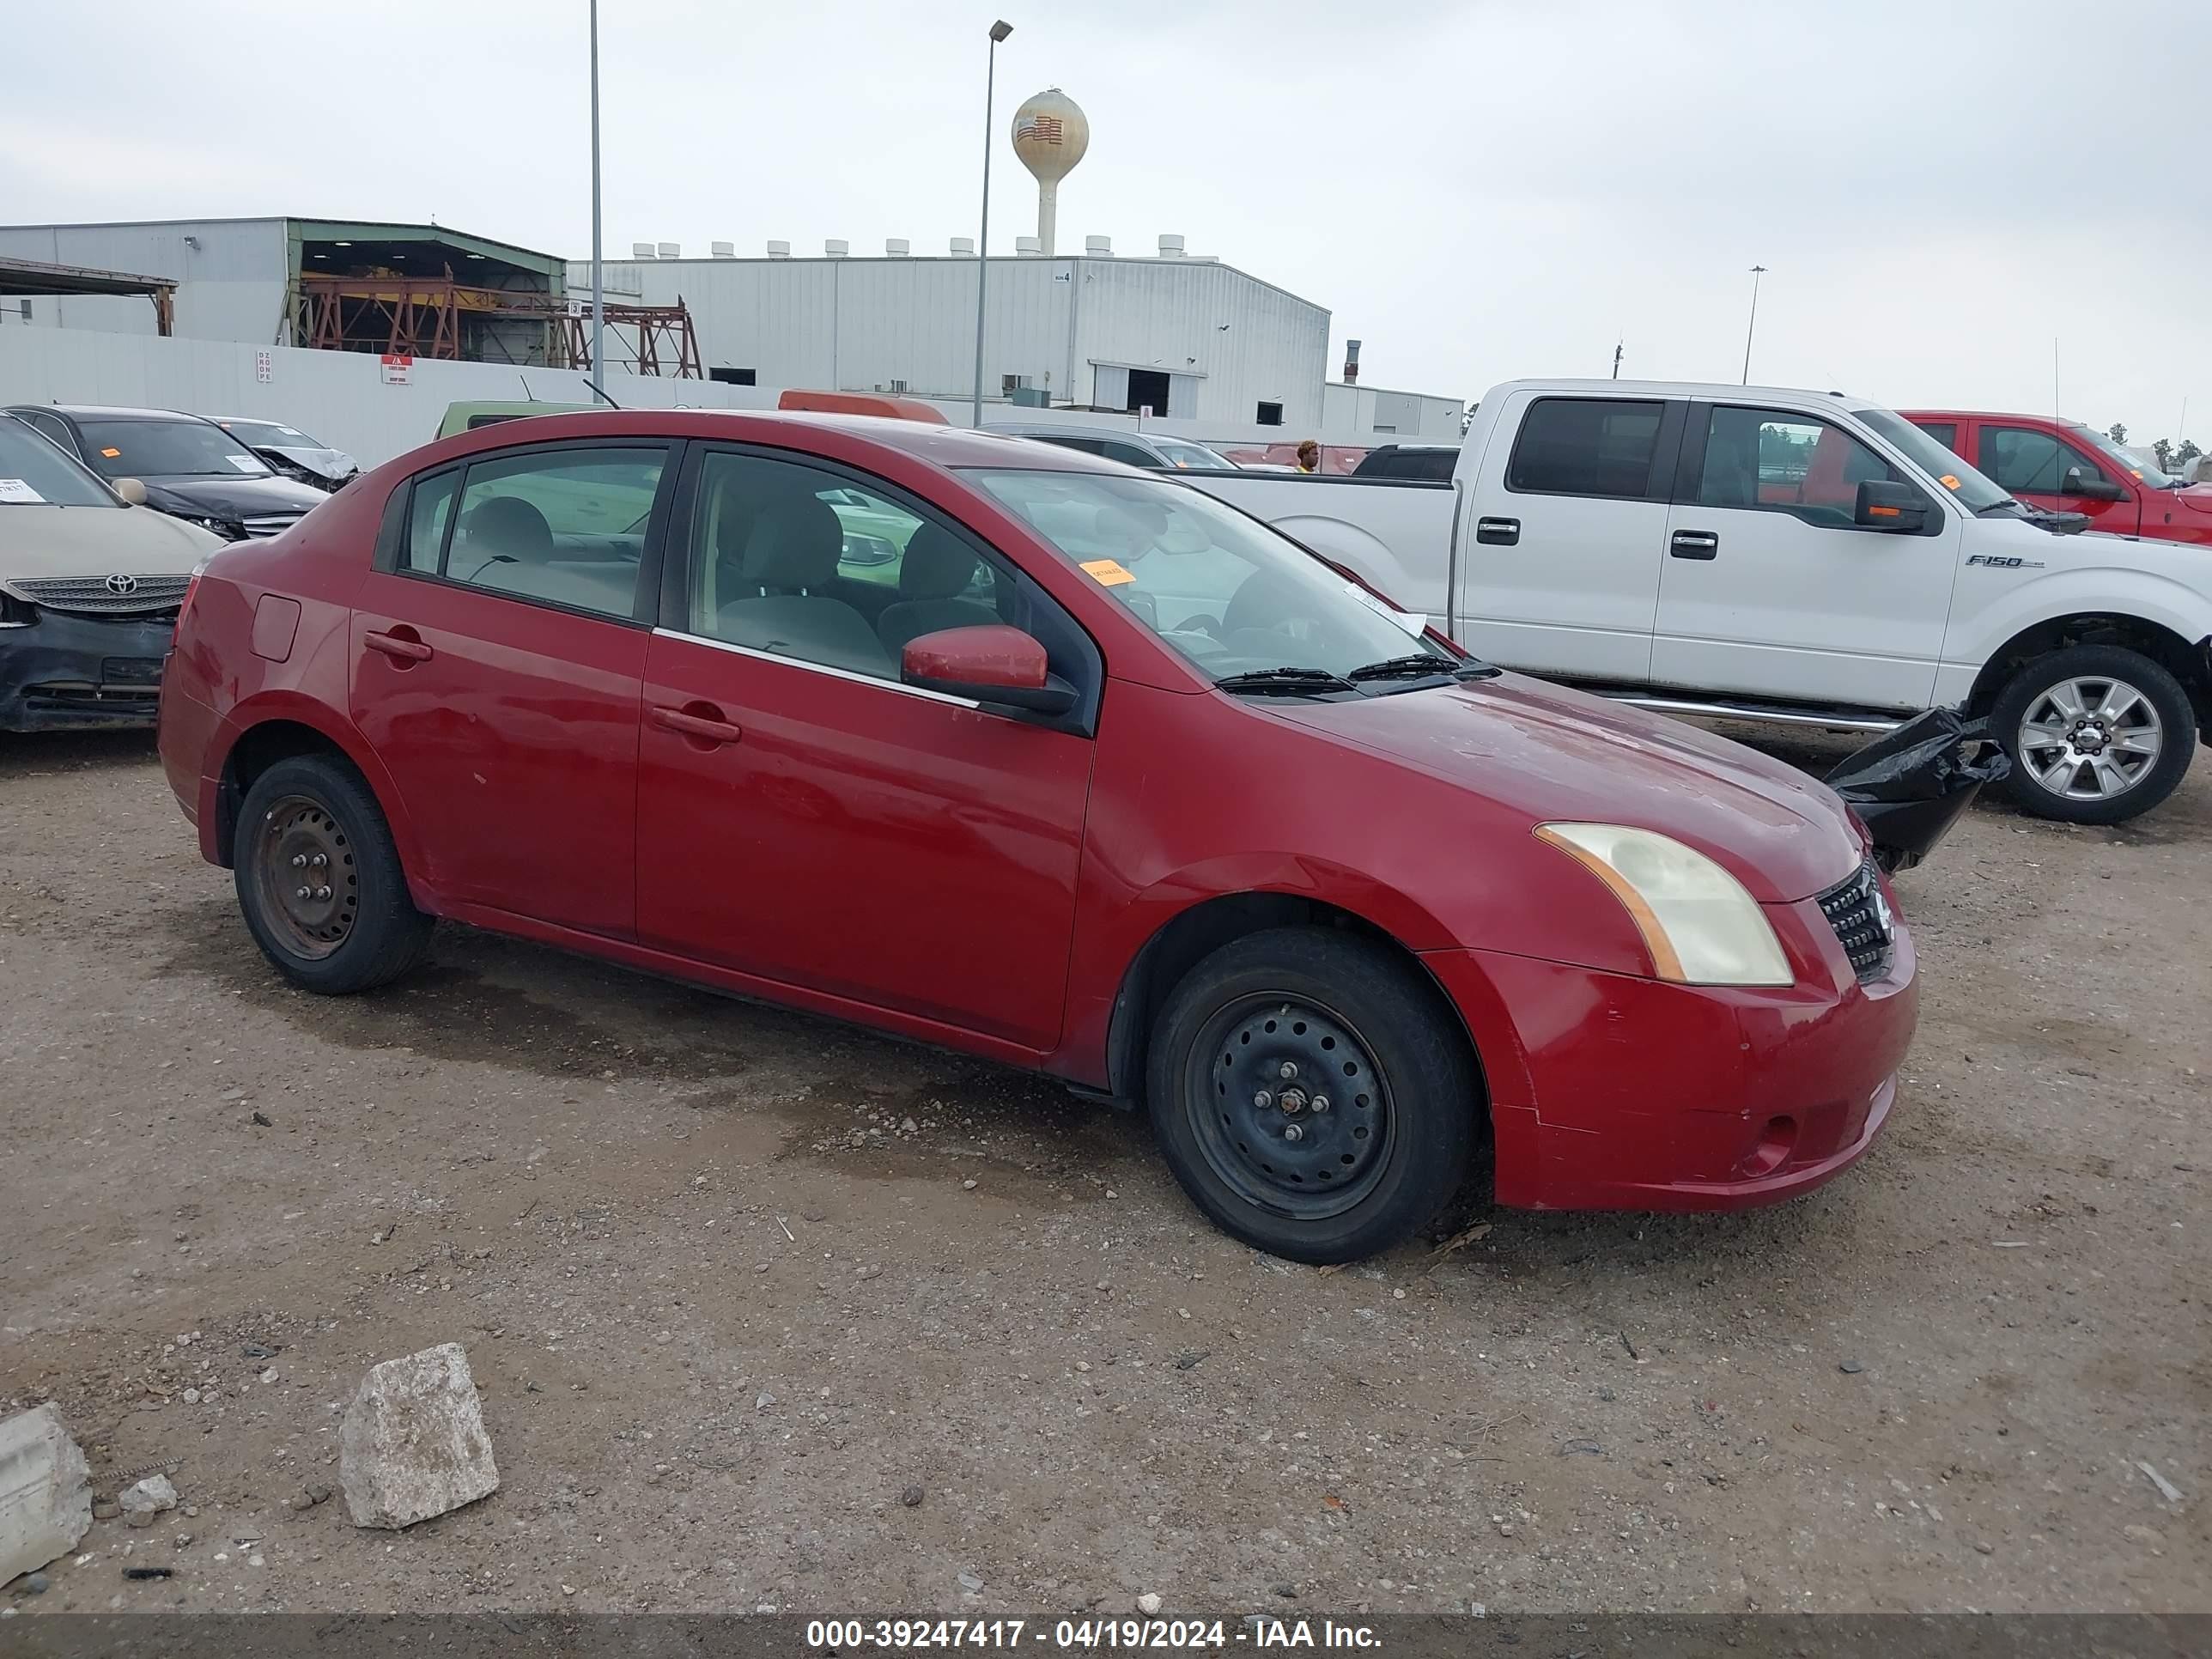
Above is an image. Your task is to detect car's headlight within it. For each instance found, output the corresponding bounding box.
[173,513,241,539]
[1534,823,1793,988]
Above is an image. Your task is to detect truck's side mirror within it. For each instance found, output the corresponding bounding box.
[1854,479,1930,532]
[2062,466,2125,502]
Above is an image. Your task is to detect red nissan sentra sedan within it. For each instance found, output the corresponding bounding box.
[157,411,1917,1263]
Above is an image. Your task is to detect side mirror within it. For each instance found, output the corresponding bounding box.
[901,623,1077,716]
[112,477,148,506]
[2062,467,2125,501]
[1854,479,1930,532]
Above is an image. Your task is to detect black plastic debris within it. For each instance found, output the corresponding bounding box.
[1826,709,2011,872]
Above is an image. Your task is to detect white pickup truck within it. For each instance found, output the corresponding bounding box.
[1184,379,2212,823]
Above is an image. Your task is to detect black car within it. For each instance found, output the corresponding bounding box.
[3,404,330,542]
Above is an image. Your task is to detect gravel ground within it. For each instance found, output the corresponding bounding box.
[1,726,2204,1618]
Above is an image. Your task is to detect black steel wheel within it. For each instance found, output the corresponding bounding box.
[1147,927,1478,1264]
[233,754,433,994]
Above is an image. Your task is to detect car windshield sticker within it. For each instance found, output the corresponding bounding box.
[100,447,123,458]
[0,478,48,504]
[1344,580,1428,636]
[1079,557,1136,587]
[228,455,262,472]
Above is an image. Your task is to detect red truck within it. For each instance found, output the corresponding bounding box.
[1903,410,2212,544]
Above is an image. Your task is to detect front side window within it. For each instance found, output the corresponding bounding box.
[1984,426,2106,495]
[1506,398,1662,499]
[421,447,665,619]
[77,419,270,479]
[967,469,1459,690]
[1695,406,1911,529]
[0,416,121,507]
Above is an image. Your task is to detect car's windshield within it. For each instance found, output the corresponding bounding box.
[222,419,326,451]
[1151,439,1237,471]
[2073,424,2175,488]
[1854,408,2012,512]
[0,417,121,507]
[79,419,271,479]
[965,468,1457,689]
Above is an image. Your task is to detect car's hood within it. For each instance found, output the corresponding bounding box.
[2172,484,2212,517]
[1264,673,1864,903]
[254,444,358,485]
[0,501,223,581]
[138,473,329,518]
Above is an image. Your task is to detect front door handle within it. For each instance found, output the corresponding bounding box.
[1474,516,1520,546]
[1670,530,1719,560]
[650,703,744,746]
[363,629,434,662]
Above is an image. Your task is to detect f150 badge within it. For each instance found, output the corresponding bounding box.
[1966,554,2046,568]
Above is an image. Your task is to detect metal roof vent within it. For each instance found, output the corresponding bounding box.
[885,238,911,258]
[824,239,849,259]
[950,235,975,256]
[1158,234,1186,258]
[766,240,791,259]
[710,240,735,258]
[1015,236,1042,258]
[656,242,680,259]
[631,242,657,258]
[1085,235,1113,257]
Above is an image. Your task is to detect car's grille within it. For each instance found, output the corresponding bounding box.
[3,574,191,616]
[1818,860,1894,984]
[241,514,304,538]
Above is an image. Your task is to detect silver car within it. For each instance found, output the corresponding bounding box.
[988,424,1242,472]
[0,415,222,732]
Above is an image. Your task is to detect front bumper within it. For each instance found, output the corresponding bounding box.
[0,610,177,732]
[1425,882,1918,1212]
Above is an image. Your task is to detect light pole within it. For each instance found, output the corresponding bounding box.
[1741,264,1766,386]
[588,0,605,401]
[972,20,1012,428]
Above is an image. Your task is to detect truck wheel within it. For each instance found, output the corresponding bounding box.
[1146,927,1477,1265]
[1990,645,2194,824]
[234,755,433,994]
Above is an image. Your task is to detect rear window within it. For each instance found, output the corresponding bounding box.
[1506,398,1662,499]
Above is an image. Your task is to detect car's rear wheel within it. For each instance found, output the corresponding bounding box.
[234,755,432,994]
[1990,645,2194,824]
[1146,927,1476,1264]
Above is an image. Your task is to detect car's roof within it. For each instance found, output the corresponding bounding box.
[1487,378,1867,404]
[990,422,1163,443]
[1899,409,2089,427]
[404,408,1124,477]
[23,404,210,423]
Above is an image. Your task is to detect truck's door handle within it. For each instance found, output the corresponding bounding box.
[363,629,434,662]
[1670,530,1719,560]
[1474,516,1520,546]
[650,702,744,746]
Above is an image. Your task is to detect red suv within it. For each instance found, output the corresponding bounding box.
[1903,410,2212,544]
[157,412,1917,1262]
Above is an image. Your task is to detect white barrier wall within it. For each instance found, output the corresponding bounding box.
[0,325,1431,472]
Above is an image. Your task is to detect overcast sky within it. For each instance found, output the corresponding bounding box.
[9,0,2203,441]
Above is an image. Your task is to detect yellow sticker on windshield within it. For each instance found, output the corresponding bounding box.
[1940,474,1960,489]
[1079,558,1136,587]
[100,447,122,458]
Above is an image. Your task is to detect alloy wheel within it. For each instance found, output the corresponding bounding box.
[2016,676,2163,802]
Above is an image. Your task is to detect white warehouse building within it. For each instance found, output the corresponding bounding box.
[569,236,1357,432]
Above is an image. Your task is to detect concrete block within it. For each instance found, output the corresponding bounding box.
[0,1405,92,1583]
[338,1343,498,1529]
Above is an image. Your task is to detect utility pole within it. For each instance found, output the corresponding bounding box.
[971,21,1013,428]
[1741,264,1766,386]
[588,0,605,400]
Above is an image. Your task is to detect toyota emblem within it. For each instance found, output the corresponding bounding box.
[104,573,139,596]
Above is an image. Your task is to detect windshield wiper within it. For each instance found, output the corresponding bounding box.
[1213,665,1358,696]
[1347,652,1498,683]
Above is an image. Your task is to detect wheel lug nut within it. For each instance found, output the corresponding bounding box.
[291,854,307,868]
[315,885,332,901]
[295,885,312,900]
[311,853,328,867]
[1310,1095,1329,1113]
[1277,1061,1297,1080]
[1284,1123,1304,1142]
[1253,1090,1273,1109]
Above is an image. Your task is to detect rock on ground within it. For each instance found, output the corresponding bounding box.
[0,1404,92,1583]
[118,1474,178,1515]
[337,1343,499,1529]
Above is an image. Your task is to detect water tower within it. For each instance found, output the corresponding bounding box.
[1011,88,1089,258]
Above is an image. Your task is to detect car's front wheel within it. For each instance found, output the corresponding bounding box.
[234,754,433,994]
[1146,927,1477,1264]
[1990,645,2195,824]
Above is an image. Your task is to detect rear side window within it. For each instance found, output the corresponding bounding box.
[1030,434,1108,458]
[404,470,460,572]
[1506,398,1662,499]
[1910,420,1958,452]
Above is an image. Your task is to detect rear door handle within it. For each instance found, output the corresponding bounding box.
[1669,530,1719,560]
[1474,516,1520,546]
[363,629,434,662]
[650,703,744,745]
